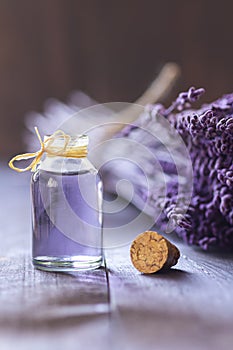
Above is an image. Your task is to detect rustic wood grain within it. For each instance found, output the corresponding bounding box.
[1,163,233,350]
[103,197,233,349]
[105,242,233,350]
[0,165,110,349]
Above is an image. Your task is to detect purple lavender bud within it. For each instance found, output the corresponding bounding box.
[108,87,233,250]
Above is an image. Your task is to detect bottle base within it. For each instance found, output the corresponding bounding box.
[33,255,103,272]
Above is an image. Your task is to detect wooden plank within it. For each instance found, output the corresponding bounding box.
[0,166,110,349]
[0,316,109,350]
[2,165,233,350]
[105,237,233,350]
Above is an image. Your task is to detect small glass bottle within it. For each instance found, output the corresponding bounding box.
[31,134,103,272]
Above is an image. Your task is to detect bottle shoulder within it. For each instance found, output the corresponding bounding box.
[39,155,98,174]
[31,166,101,185]
[31,156,101,184]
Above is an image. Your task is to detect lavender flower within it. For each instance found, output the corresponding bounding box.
[163,91,233,249]
[163,86,205,116]
[103,88,233,250]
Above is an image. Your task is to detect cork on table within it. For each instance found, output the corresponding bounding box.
[1,164,233,350]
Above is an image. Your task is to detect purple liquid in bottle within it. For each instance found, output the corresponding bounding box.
[32,167,103,272]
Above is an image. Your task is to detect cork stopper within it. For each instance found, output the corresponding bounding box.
[130,231,180,274]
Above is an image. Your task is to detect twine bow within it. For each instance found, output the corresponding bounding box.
[8,127,87,172]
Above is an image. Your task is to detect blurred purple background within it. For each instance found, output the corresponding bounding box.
[0,0,233,157]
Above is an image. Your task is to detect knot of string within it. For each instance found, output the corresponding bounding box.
[8,127,86,172]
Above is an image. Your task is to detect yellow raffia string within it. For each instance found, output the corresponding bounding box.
[8,127,88,173]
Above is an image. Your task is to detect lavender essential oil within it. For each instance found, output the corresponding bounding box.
[31,134,103,272]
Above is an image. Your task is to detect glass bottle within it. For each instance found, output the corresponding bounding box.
[31,134,103,272]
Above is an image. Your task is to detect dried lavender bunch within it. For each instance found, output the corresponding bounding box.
[102,87,233,250]
[166,90,233,249]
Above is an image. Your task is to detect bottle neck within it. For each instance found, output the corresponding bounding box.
[39,154,96,174]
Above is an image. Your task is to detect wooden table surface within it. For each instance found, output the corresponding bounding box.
[1,164,233,350]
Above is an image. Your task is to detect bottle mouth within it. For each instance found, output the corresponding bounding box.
[43,132,88,158]
[44,133,88,146]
